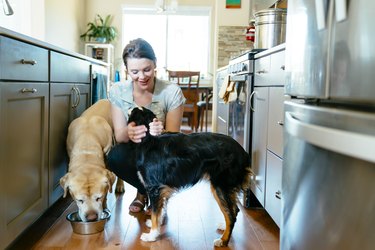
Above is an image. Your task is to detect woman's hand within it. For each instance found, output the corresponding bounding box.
[127,122,147,143]
[149,118,164,136]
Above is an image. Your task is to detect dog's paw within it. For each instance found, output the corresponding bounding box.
[213,238,227,247]
[145,219,152,228]
[115,179,125,193]
[140,229,159,242]
[217,222,225,231]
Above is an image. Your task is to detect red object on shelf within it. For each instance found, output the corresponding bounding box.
[246,25,255,42]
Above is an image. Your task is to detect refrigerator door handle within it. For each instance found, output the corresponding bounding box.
[315,0,327,30]
[285,112,375,164]
[335,0,347,22]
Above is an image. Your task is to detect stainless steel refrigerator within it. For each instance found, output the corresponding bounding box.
[282,0,375,249]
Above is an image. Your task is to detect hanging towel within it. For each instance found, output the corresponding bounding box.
[226,81,237,103]
[218,74,230,99]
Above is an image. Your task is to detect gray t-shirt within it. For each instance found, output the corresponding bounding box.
[108,78,185,124]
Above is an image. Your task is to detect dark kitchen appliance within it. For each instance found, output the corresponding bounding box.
[282,0,375,249]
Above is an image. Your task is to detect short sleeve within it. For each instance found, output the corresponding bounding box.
[108,81,134,120]
[165,83,186,112]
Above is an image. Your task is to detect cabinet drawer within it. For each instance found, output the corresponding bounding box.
[0,36,48,81]
[267,87,285,157]
[269,50,286,86]
[50,51,90,83]
[254,55,271,86]
[265,151,282,227]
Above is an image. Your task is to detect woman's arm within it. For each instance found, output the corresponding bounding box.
[165,105,184,132]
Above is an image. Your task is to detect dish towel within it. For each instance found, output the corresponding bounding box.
[218,75,237,103]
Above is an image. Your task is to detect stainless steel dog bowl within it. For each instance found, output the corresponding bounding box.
[66,210,111,235]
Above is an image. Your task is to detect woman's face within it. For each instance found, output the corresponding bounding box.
[127,58,156,91]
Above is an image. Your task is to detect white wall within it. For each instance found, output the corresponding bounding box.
[44,0,86,52]
[0,0,44,40]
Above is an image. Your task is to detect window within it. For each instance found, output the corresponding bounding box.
[122,6,210,79]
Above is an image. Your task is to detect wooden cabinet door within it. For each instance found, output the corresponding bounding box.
[250,86,269,206]
[0,82,49,249]
[48,83,90,205]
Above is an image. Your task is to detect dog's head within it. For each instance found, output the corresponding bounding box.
[128,106,157,135]
[60,167,116,222]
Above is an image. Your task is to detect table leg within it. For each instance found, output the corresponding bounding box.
[205,88,209,132]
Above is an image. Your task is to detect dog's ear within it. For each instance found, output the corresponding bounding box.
[145,108,157,123]
[106,170,117,193]
[60,173,70,198]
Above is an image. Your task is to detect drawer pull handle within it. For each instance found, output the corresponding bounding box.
[71,86,81,108]
[21,88,37,93]
[277,121,284,126]
[256,70,267,74]
[20,59,37,65]
[275,190,281,199]
[280,65,285,70]
[249,91,256,112]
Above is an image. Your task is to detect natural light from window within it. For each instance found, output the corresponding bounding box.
[122,6,210,79]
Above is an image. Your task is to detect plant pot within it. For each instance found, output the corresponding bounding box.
[95,37,107,43]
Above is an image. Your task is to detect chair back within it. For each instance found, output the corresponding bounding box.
[167,70,200,104]
[167,70,200,131]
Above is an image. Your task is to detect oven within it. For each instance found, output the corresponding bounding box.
[226,51,258,153]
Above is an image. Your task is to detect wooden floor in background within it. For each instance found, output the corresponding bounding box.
[27,181,279,250]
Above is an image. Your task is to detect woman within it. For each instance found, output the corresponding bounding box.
[107,38,185,213]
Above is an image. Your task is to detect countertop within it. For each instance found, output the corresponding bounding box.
[0,26,107,66]
[255,43,286,59]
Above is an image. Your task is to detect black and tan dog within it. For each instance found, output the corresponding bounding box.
[127,106,252,247]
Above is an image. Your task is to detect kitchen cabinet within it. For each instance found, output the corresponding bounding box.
[0,33,92,249]
[251,45,286,225]
[0,36,49,249]
[265,87,285,227]
[49,51,91,205]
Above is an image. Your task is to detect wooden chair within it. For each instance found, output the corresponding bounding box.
[197,93,213,131]
[167,70,200,131]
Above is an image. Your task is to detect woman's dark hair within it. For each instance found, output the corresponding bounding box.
[122,38,157,68]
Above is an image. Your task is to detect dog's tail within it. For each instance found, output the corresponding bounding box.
[241,165,254,192]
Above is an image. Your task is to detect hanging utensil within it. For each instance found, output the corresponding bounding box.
[2,0,14,16]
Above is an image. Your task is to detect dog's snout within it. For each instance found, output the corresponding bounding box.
[85,211,99,221]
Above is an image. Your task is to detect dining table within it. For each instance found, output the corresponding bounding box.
[179,81,213,132]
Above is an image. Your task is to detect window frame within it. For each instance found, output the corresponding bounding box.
[122,5,212,79]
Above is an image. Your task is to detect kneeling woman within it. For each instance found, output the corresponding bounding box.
[107,38,185,213]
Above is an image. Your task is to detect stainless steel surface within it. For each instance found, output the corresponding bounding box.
[283,1,375,249]
[254,9,287,49]
[216,67,229,135]
[285,0,375,103]
[66,210,111,235]
[228,74,251,152]
[226,51,258,153]
[282,101,375,250]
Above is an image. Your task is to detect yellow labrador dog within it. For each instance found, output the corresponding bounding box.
[60,99,124,221]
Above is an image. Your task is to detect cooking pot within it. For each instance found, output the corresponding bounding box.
[254,8,287,49]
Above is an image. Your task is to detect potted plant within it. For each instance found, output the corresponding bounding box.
[80,14,117,43]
